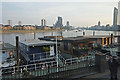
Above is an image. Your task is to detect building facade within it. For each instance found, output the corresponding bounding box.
[8,20,12,26]
[41,19,46,27]
[18,21,22,26]
[118,1,120,25]
[2,25,12,30]
[54,17,63,28]
[113,7,118,26]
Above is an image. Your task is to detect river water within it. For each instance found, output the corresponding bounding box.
[0,30,119,46]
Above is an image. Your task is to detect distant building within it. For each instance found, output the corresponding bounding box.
[67,21,69,27]
[2,25,12,30]
[98,21,101,26]
[13,25,24,30]
[0,24,2,29]
[13,25,36,30]
[41,19,46,27]
[43,26,51,30]
[66,21,70,29]
[23,25,36,30]
[54,16,63,28]
[8,20,12,26]
[18,21,22,26]
[113,7,118,26]
[118,1,120,25]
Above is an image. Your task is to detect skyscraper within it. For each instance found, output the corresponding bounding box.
[66,21,70,29]
[41,19,46,27]
[18,21,22,26]
[55,16,63,28]
[118,1,120,25]
[8,20,12,26]
[113,7,118,26]
[98,21,101,26]
[66,21,70,27]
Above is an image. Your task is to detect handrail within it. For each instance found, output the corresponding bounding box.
[21,50,30,61]
[2,60,57,70]
[29,52,50,55]
[2,55,96,76]
[66,57,78,61]
[58,54,66,64]
[30,56,55,62]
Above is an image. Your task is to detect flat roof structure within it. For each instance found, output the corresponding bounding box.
[39,35,111,42]
[20,39,56,46]
[0,43,16,50]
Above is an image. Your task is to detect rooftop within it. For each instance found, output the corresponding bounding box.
[39,35,111,42]
[0,43,16,50]
[20,39,56,46]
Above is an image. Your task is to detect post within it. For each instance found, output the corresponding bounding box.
[51,32,53,36]
[56,36,58,72]
[16,36,19,71]
[95,53,107,73]
[83,32,85,36]
[35,64,36,70]
[93,31,95,36]
[34,32,36,39]
[111,34,113,44]
[61,31,62,36]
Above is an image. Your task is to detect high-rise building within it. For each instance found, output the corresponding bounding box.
[8,20,12,26]
[98,21,101,26]
[55,16,63,28]
[118,1,120,25]
[67,21,69,27]
[66,21,70,29]
[18,21,22,26]
[113,7,118,26]
[41,19,46,27]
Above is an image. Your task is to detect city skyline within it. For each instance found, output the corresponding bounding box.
[1,2,119,27]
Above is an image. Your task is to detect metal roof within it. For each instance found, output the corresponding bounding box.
[0,43,16,50]
[20,39,56,46]
[39,35,112,42]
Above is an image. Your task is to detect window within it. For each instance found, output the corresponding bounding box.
[104,38,106,44]
[107,38,109,44]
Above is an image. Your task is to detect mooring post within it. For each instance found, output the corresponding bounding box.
[111,34,113,44]
[83,32,85,36]
[93,31,95,36]
[16,36,19,71]
[34,32,36,39]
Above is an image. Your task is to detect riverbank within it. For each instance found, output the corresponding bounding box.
[0,29,64,34]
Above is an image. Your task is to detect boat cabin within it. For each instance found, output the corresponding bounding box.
[19,39,56,64]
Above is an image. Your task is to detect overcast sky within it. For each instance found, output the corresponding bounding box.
[1,0,119,27]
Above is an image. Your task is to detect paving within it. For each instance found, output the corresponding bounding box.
[74,67,120,80]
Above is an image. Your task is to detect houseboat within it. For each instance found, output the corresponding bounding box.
[0,42,16,68]
[39,35,114,57]
[19,39,56,64]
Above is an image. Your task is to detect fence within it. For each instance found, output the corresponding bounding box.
[2,55,96,79]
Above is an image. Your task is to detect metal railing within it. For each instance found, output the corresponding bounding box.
[2,55,96,79]
[21,50,30,61]
[58,54,66,64]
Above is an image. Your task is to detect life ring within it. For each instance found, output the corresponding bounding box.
[9,50,14,56]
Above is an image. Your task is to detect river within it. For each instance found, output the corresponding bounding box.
[0,30,119,46]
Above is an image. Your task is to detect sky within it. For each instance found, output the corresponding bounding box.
[1,0,119,27]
